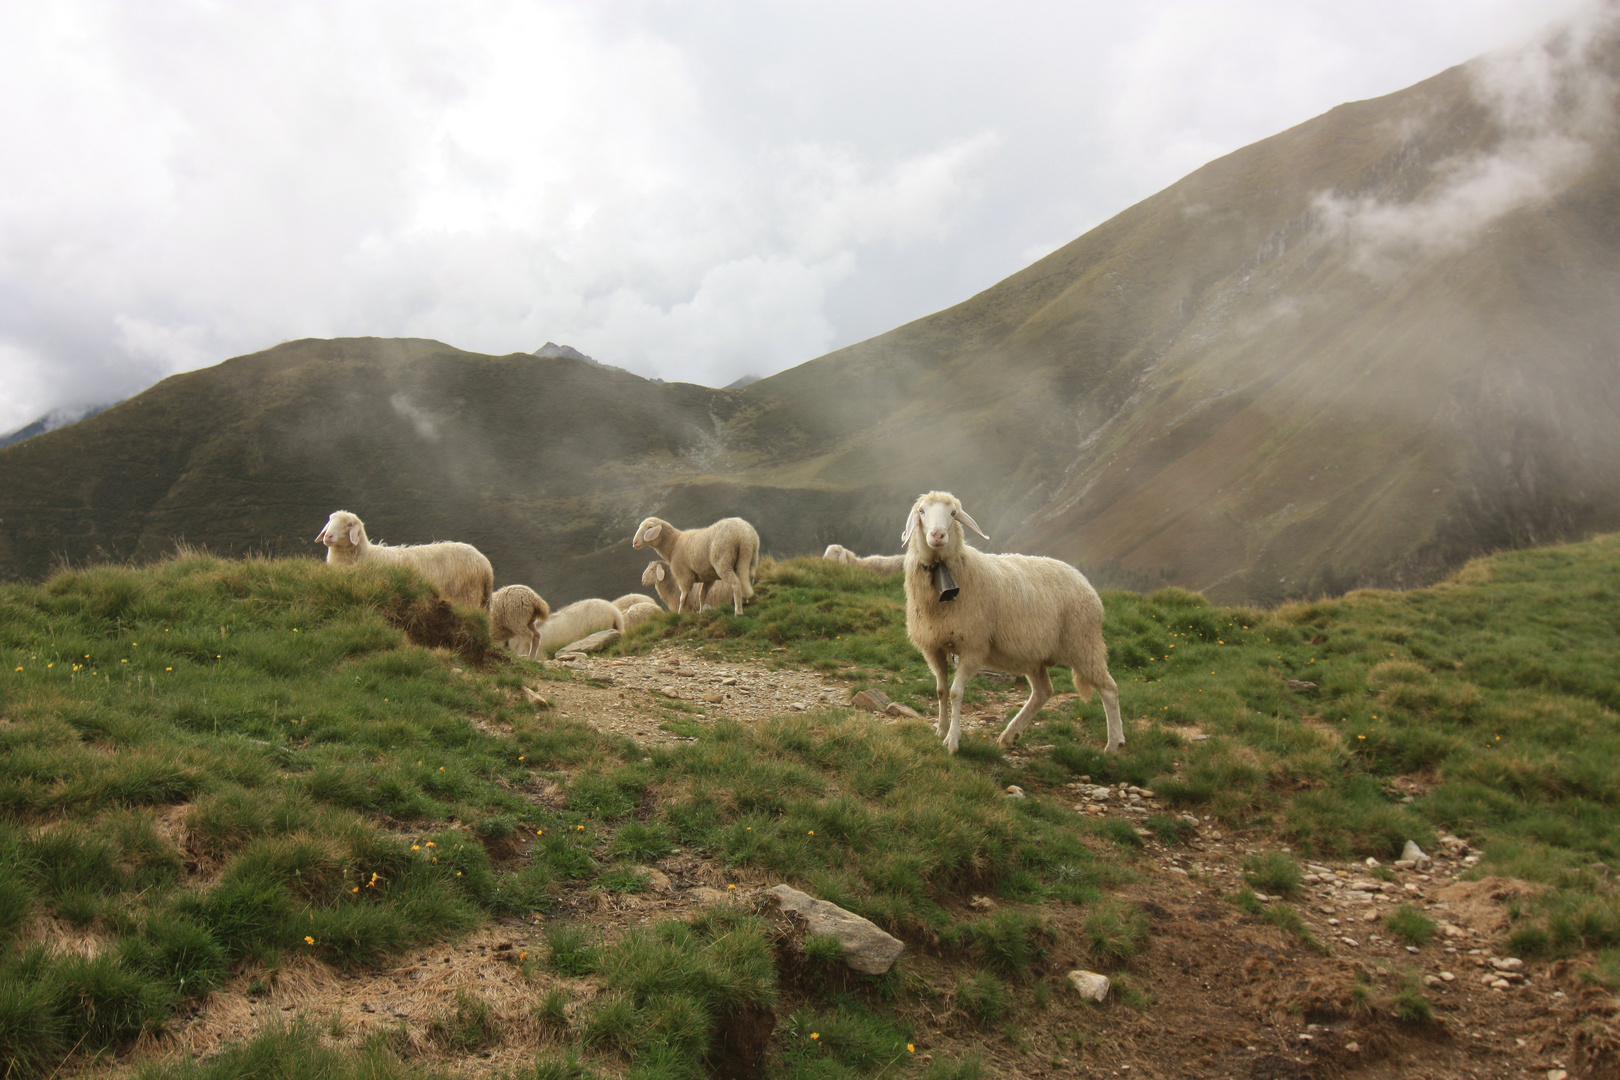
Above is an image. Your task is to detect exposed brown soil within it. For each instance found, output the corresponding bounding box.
[97,647,1613,1079]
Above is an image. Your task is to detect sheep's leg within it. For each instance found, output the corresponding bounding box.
[998,667,1053,748]
[944,657,982,754]
[923,647,951,739]
[717,567,745,615]
[1099,672,1124,753]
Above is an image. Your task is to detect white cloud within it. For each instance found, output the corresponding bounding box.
[1314,1,1617,274]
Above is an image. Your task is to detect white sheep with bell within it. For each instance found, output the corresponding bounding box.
[489,584,551,659]
[631,516,759,615]
[900,490,1123,754]
[315,510,494,610]
[822,543,905,575]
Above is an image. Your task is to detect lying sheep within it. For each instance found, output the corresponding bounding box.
[631,516,759,615]
[823,543,905,575]
[490,585,551,659]
[612,593,661,612]
[641,560,737,614]
[316,510,494,610]
[900,491,1123,755]
[535,598,623,657]
[618,601,663,633]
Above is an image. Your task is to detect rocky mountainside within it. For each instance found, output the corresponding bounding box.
[3,17,1617,604]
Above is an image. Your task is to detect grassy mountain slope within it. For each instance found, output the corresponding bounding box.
[0,339,744,601]
[731,25,1620,601]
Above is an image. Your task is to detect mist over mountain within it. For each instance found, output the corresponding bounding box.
[0,404,116,449]
[2,19,1617,605]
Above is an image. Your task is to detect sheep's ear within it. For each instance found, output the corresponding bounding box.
[654,563,666,582]
[954,507,990,541]
[314,525,328,543]
[901,507,921,546]
[347,522,362,545]
[642,522,662,545]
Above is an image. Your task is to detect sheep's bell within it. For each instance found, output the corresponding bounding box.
[932,562,959,603]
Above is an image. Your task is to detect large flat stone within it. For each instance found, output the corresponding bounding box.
[768,884,904,975]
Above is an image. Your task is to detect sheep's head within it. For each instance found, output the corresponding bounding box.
[632,518,666,550]
[823,544,854,564]
[641,561,668,588]
[316,511,364,548]
[901,492,988,554]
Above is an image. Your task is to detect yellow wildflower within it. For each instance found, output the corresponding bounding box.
[304,936,315,945]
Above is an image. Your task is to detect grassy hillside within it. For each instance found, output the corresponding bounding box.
[3,536,1619,1077]
[633,536,1620,885]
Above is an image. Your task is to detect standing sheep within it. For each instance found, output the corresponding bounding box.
[490,585,551,659]
[823,543,905,575]
[535,598,623,657]
[640,560,738,614]
[631,516,759,615]
[315,510,494,610]
[900,491,1123,755]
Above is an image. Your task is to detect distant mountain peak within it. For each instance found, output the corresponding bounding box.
[724,374,761,390]
[532,342,595,362]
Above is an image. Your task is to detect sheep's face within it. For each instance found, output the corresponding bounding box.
[317,511,363,548]
[902,493,989,553]
[632,518,663,550]
[641,562,667,588]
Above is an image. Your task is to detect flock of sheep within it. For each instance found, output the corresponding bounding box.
[314,491,1122,754]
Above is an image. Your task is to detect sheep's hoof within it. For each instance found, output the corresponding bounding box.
[1105,741,1125,754]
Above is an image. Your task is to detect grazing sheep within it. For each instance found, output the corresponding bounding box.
[612,593,661,612]
[641,560,738,614]
[823,543,905,576]
[490,585,551,659]
[316,510,493,610]
[900,491,1123,755]
[618,601,663,633]
[535,598,623,657]
[631,516,759,615]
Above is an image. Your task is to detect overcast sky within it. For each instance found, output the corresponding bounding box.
[0,0,1596,433]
